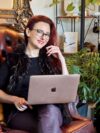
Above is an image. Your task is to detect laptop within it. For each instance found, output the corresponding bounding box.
[28,74,80,105]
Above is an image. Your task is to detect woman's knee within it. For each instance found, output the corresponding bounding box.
[38,105,62,126]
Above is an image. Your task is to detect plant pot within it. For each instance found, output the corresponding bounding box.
[77,103,88,117]
[87,103,95,119]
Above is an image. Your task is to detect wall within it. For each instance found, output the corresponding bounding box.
[0,0,13,9]
[30,0,56,21]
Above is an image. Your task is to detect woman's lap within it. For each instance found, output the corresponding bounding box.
[7,104,63,133]
[7,109,38,133]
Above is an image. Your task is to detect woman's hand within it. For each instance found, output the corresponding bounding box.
[46,45,64,60]
[0,90,32,111]
[12,96,32,111]
[46,45,69,75]
[12,96,28,106]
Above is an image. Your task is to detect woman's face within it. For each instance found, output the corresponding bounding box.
[26,21,50,49]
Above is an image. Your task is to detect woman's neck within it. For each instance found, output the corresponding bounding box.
[25,44,40,58]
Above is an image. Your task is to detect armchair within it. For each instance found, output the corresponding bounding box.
[0,101,96,133]
[62,102,96,133]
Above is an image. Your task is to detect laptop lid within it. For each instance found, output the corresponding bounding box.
[28,74,80,105]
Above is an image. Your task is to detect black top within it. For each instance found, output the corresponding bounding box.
[0,57,41,99]
[0,62,10,89]
[2,57,41,120]
[13,57,41,99]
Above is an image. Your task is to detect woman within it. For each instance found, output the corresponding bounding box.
[0,16,69,133]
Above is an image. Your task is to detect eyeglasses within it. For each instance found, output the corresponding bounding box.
[32,29,50,39]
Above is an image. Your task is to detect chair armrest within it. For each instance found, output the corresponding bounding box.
[0,104,6,126]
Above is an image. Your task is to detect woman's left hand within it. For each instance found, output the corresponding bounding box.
[46,45,69,75]
[46,45,63,60]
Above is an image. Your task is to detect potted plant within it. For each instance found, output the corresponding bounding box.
[65,48,100,119]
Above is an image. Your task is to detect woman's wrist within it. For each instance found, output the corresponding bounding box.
[58,52,69,75]
[11,96,18,104]
[58,53,65,63]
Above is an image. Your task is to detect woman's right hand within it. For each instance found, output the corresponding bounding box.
[12,96,32,111]
[12,96,28,106]
[0,90,32,111]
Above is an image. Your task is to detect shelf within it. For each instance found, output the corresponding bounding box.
[57,15,93,19]
[56,15,94,32]
[63,52,75,56]
[0,9,16,19]
[0,15,15,19]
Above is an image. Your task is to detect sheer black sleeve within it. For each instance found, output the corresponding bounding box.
[0,62,10,90]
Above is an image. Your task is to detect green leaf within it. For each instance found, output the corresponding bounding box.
[49,3,55,7]
[86,0,91,6]
[95,0,100,5]
[66,2,75,11]
[49,0,63,7]
[71,65,81,74]
[91,0,97,4]
[79,5,81,11]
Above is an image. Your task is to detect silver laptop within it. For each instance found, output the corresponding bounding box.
[28,74,80,105]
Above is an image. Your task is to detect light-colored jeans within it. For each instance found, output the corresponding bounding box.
[38,104,63,133]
